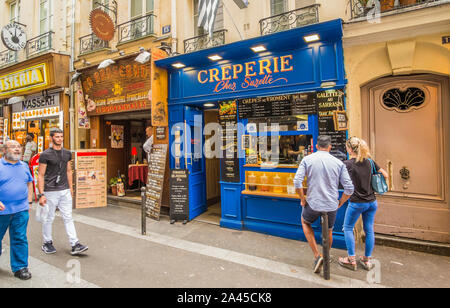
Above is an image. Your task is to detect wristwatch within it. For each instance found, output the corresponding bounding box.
[38,194,45,199]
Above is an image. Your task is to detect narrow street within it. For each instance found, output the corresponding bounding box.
[1,204,449,288]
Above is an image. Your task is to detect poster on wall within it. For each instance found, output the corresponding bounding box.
[75,81,90,129]
[111,125,124,149]
[75,149,107,209]
[316,89,347,161]
[151,49,169,127]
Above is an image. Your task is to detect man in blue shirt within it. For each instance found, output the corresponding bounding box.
[0,140,34,280]
[294,135,354,274]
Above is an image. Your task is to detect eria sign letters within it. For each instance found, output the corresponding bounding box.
[0,63,48,97]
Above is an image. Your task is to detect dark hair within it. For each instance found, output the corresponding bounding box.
[27,133,34,139]
[50,128,64,137]
[317,135,332,149]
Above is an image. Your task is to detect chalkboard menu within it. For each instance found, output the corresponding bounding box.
[238,93,316,119]
[169,169,189,222]
[317,90,347,161]
[219,101,240,183]
[145,144,168,220]
[156,126,166,140]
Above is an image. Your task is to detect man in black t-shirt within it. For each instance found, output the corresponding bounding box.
[37,128,88,256]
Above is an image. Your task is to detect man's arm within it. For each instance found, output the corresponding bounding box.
[38,163,47,206]
[67,161,73,196]
[338,165,354,208]
[28,182,33,208]
[294,160,307,207]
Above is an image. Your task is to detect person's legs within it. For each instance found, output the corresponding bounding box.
[8,210,29,273]
[342,202,364,257]
[0,215,11,257]
[58,190,79,247]
[42,191,59,244]
[362,200,378,258]
[301,217,320,258]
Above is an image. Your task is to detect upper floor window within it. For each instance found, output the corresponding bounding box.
[40,0,52,34]
[193,0,224,36]
[271,0,287,15]
[10,1,19,23]
[131,0,154,19]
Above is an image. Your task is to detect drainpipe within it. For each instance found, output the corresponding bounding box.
[171,0,177,54]
[69,0,76,150]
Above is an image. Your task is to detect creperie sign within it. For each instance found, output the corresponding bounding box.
[0,63,48,97]
[197,55,293,93]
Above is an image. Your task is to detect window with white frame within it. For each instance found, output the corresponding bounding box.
[131,0,154,18]
[271,0,287,15]
[39,0,52,34]
[193,0,223,36]
[10,1,19,23]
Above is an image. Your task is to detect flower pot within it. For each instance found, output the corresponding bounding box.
[111,185,118,196]
[400,0,417,6]
[380,0,395,11]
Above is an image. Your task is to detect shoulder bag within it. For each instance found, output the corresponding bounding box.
[368,159,388,195]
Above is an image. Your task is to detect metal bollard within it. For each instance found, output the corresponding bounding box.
[321,212,331,280]
[141,187,147,235]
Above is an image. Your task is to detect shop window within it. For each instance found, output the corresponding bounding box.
[382,87,426,112]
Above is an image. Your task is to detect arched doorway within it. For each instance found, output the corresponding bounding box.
[361,74,449,243]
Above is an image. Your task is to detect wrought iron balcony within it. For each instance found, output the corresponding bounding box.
[184,29,227,53]
[349,0,447,19]
[79,33,109,55]
[26,31,54,58]
[0,50,17,68]
[118,14,155,44]
[260,4,320,36]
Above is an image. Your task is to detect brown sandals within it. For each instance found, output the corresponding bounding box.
[338,256,357,271]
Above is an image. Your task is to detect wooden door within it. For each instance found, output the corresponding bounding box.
[104,120,129,185]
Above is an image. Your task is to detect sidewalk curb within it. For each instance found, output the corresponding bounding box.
[374,234,450,257]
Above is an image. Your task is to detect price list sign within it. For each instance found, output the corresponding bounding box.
[317,90,347,161]
[75,150,107,208]
[145,144,168,221]
[169,169,189,222]
[219,101,240,183]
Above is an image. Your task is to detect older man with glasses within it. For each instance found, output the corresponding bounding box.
[0,140,34,280]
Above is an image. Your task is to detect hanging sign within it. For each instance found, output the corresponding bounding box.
[89,9,115,41]
[1,23,27,51]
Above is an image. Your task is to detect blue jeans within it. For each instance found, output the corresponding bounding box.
[0,210,29,273]
[343,201,378,258]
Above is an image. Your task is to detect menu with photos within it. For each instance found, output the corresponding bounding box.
[145,144,168,221]
[75,150,107,208]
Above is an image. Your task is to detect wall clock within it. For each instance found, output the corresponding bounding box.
[1,23,27,51]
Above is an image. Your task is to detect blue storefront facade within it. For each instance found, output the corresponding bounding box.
[156,19,349,249]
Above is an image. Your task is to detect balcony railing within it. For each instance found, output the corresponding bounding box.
[184,29,227,53]
[118,13,155,44]
[349,0,448,19]
[0,50,17,68]
[260,4,320,36]
[26,31,54,58]
[79,33,109,55]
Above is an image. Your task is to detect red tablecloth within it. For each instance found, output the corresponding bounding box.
[128,165,148,186]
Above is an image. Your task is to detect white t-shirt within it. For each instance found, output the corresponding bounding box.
[23,141,37,162]
[143,136,153,162]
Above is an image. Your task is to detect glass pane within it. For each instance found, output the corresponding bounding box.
[40,1,48,19]
[10,3,17,22]
[271,0,286,15]
[146,0,154,12]
[131,0,143,18]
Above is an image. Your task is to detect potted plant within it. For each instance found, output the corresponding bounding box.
[109,177,119,196]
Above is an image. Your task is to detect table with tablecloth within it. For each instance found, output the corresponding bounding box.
[128,164,148,186]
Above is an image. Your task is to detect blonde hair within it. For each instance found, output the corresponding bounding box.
[346,137,372,163]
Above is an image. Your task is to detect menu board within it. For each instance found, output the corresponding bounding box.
[75,150,107,208]
[145,144,168,221]
[238,93,316,119]
[317,90,347,161]
[219,101,240,183]
[169,169,189,222]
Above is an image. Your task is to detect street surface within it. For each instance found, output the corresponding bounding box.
[0,203,449,288]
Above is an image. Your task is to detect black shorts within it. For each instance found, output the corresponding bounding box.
[301,203,337,230]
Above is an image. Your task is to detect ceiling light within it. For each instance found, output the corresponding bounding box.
[98,59,115,69]
[208,55,222,61]
[172,62,186,69]
[251,45,267,53]
[304,34,320,43]
[321,82,336,88]
[204,103,215,107]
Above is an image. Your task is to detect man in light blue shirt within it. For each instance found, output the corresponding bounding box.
[294,135,354,273]
[0,140,34,280]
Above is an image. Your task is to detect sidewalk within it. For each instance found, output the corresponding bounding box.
[72,204,450,288]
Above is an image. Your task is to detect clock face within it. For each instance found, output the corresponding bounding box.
[1,24,27,51]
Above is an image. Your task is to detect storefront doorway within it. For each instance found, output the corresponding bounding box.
[102,111,151,201]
